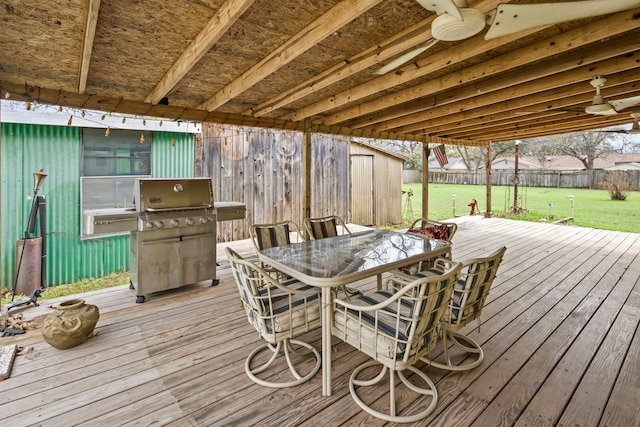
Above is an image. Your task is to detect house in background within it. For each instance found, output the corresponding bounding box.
[427,156,468,171]
[494,154,640,170]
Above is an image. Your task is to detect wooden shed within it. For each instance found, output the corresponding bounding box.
[350,140,406,227]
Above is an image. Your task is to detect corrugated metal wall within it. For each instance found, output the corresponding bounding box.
[1,123,195,290]
[152,132,195,178]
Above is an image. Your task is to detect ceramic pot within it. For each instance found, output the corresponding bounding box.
[42,299,99,350]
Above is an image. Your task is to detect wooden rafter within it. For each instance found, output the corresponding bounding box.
[145,0,255,104]
[319,10,640,127]
[198,0,385,112]
[77,0,101,94]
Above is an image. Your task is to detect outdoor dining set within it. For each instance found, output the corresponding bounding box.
[226,216,506,423]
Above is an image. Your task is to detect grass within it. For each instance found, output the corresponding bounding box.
[4,183,638,304]
[401,182,640,232]
[1,270,130,306]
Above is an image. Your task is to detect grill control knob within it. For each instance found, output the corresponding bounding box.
[199,217,208,224]
[154,221,164,229]
[185,218,194,226]
[145,222,154,230]
[170,219,180,228]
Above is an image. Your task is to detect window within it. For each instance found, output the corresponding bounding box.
[80,128,152,239]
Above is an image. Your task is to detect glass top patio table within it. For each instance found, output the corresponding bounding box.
[258,229,451,287]
[258,228,452,397]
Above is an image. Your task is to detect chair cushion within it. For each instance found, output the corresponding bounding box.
[259,281,320,334]
[254,224,291,249]
[309,218,338,239]
[334,290,417,359]
[407,223,449,241]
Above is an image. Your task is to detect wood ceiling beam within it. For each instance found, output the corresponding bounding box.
[447,114,634,142]
[363,46,640,137]
[198,0,384,112]
[145,0,256,104]
[278,0,522,122]
[2,80,491,145]
[320,9,640,127]
[388,70,640,135]
[251,0,504,118]
[435,85,640,138]
[77,0,101,94]
[444,110,636,141]
[246,19,435,117]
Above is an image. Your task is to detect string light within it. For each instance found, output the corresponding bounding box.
[67,116,73,126]
[159,121,163,127]
[143,119,146,126]
[140,133,145,144]
[105,127,111,137]
[101,114,106,120]
[81,110,86,118]
[4,91,10,99]
[122,117,126,124]
[171,137,176,147]
[26,101,32,111]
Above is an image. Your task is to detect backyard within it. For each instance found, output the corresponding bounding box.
[402,183,640,233]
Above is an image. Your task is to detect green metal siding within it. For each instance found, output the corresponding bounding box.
[1,123,195,290]
[152,132,195,178]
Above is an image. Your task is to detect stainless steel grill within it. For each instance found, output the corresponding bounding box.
[129,178,217,303]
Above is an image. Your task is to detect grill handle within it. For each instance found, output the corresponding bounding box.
[143,205,213,212]
[142,237,181,245]
[182,233,216,241]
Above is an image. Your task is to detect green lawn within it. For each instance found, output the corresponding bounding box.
[402,183,640,233]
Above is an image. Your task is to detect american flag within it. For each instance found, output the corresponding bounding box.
[434,144,449,167]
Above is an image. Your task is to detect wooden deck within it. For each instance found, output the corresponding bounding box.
[1,218,638,426]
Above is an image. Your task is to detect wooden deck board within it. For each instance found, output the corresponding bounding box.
[1,218,638,426]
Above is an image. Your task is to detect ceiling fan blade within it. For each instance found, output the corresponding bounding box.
[374,39,439,75]
[609,95,640,112]
[415,0,463,20]
[485,0,640,40]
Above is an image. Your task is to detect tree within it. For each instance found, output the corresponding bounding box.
[550,131,616,170]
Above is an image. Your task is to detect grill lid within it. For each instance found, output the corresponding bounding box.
[134,178,214,212]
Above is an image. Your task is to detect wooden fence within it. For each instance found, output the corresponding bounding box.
[196,124,351,242]
[403,169,640,191]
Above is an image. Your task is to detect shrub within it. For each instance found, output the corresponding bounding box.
[602,173,630,201]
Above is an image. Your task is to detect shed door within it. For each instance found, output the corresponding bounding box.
[351,155,374,226]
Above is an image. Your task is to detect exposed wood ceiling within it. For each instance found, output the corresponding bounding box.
[1,0,640,147]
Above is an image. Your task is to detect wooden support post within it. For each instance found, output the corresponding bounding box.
[302,120,312,238]
[422,144,429,219]
[485,143,493,217]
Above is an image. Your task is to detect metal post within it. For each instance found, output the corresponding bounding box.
[569,195,574,219]
[451,194,456,218]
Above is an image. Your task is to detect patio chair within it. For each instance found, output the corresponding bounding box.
[333,261,462,423]
[303,215,359,298]
[249,220,305,279]
[303,215,351,240]
[391,246,506,371]
[225,247,322,388]
[400,217,457,275]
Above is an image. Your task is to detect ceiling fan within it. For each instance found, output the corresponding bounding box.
[375,0,640,75]
[581,76,640,116]
[515,76,640,116]
[601,112,640,135]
